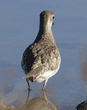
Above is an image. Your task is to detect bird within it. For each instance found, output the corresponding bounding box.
[21,10,61,91]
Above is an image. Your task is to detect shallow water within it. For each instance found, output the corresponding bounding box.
[0,0,87,110]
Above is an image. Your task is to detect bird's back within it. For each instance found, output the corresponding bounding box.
[21,35,60,77]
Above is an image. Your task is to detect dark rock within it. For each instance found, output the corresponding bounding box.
[76,100,87,110]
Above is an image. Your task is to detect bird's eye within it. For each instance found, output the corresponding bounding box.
[53,16,54,19]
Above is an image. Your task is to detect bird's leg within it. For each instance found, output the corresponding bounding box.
[26,79,32,91]
[42,79,48,90]
[26,89,31,103]
[43,89,47,100]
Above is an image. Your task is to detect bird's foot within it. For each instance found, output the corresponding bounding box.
[28,88,32,91]
[42,88,45,91]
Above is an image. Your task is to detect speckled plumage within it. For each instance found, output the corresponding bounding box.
[21,10,61,90]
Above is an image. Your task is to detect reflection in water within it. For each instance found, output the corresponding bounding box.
[20,90,57,110]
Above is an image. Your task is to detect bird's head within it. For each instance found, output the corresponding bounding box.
[40,10,54,28]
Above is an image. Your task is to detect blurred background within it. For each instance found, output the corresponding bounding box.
[0,0,87,110]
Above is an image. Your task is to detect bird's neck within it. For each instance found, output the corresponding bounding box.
[39,23,52,35]
[34,23,56,45]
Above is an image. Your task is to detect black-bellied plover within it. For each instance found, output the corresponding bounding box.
[21,10,61,91]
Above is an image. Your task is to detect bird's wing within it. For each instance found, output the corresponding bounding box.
[21,39,49,74]
[21,44,35,74]
[21,42,46,74]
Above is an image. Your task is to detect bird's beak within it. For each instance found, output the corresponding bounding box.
[52,22,54,25]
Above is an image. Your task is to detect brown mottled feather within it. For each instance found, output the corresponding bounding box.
[21,36,60,79]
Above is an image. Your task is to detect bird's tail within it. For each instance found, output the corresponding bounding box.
[23,76,27,79]
[23,73,32,79]
[23,65,44,79]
